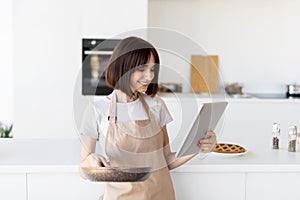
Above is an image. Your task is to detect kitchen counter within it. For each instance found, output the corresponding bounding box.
[0,139,81,173]
[2,100,299,200]
[177,145,300,173]
[2,138,300,200]
[159,92,300,103]
[1,138,300,173]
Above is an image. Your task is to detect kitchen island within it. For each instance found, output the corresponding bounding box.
[161,93,300,199]
[1,94,300,200]
[1,138,300,200]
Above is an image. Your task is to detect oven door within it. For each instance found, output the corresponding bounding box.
[82,39,120,95]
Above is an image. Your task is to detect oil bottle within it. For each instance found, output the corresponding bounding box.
[272,123,280,149]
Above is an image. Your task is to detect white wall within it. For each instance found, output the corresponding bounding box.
[148,0,300,93]
[8,0,299,139]
[13,0,148,138]
[0,0,13,125]
[81,0,148,38]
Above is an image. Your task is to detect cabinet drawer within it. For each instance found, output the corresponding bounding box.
[0,173,26,200]
[171,172,246,200]
[246,172,300,200]
[27,172,105,200]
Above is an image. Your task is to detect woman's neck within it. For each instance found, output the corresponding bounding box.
[114,90,138,102]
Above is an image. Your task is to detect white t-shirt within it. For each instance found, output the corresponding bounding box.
[80,93,173,156]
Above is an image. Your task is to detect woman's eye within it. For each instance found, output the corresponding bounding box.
[137,66,145,71]
[135,64,155,72]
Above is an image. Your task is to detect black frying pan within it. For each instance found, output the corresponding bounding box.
[81,167,152,182]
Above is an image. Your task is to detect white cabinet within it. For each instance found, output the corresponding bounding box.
[27,172,246,200]
[171,172,246,200]
[3,171,300,200]
[27,172,105,200]
[246,172,300,200]
[0,173,27,200]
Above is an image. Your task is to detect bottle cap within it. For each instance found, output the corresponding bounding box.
[272,123,280,133]
[289,125,297,135]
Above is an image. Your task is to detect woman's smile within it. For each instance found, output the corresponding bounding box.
[130,53,155,93]
[138,80,150,86]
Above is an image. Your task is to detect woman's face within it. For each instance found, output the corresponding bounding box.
[130,53,155,93]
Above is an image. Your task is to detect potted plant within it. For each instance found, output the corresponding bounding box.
[0,121,13,138]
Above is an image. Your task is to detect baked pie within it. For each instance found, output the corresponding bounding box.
[213,143,246,154]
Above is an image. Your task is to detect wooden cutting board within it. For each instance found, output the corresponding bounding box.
[191,55,219,93]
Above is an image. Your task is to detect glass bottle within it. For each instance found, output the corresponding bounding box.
[272,123,280,149]
[288,125,297,152]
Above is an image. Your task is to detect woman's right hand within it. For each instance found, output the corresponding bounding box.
[79,153,110,179]
[93,153,110,167]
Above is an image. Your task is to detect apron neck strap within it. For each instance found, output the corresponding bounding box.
[108,91,117,123]
[108,91,155,123]
[138,93,155,121]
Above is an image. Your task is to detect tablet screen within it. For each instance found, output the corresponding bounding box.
[175,101,228,158]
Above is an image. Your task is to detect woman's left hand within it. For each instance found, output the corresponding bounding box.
[198,131,217,153]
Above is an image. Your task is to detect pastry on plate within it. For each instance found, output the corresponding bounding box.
[213,143,246,154]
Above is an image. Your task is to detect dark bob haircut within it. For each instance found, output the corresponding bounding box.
[106,37,160,97]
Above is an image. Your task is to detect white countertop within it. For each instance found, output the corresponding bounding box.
[159,92,300,103]
[175,146,300,173]
[0,139,81,173]
[1,138,300,174]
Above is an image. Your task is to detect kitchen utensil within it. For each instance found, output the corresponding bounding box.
[159,82,182,93]
[250,93,286,99]
[225,83,243,95]
[286,84,300,98]
[210,150,247,157]
[191,55,219,93]
[81,166,152,182]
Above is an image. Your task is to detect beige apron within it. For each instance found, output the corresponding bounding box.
[103,91,175,200]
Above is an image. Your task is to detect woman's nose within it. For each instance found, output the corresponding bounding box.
[144,70,153,80]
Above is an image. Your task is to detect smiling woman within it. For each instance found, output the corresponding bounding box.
[130,55,156,95]
[105,37,160,99]
[79,36,217,200]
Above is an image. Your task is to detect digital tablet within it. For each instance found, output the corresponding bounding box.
[175,101,228,158]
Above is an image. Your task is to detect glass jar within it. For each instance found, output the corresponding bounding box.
[288,125,297,152]
[272,123,280,149]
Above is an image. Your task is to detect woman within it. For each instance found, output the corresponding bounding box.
[79,36,217,200]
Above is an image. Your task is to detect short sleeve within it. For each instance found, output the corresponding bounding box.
[155,95,173,128]
[79,103,99,139]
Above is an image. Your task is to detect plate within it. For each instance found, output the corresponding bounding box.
[210,142,247,157]
[230,94,253,99]
[81,166,152,182]
[210,150,247,158]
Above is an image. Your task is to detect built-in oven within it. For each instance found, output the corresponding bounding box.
[82,38,120,95]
